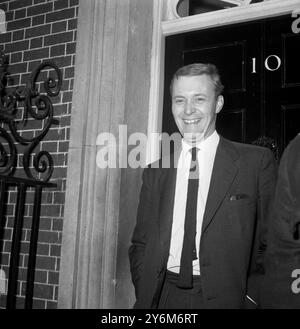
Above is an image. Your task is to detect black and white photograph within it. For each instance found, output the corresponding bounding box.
[0,0,299,322]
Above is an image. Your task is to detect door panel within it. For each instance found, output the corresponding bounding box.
[281,105,300,148]
[184,42,246,92]
[283,34,300,88]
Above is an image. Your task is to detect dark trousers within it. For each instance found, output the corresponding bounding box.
[157,270,205,309]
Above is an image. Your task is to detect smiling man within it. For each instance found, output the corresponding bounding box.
[129,63,277,309]
[171,66,223,145]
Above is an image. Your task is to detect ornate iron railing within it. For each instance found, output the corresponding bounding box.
[0,50,62,309]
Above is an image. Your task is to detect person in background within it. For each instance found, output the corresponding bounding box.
[261,134,300,308]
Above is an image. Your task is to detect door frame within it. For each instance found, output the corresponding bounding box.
[146,0,300,164]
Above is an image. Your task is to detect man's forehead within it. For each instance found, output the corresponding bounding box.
[174,73,212,83]
[172,74,215,93]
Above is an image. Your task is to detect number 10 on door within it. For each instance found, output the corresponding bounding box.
[251,55,281,73]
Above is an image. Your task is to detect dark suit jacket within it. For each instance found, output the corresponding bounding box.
[129,137,277,309]
[260,134,300,308]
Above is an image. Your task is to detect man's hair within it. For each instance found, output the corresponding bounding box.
[170,63,224,97]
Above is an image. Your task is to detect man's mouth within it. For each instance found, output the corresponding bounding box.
[182,119,201,124]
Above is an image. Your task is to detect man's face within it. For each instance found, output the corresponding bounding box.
[171,74,224,144]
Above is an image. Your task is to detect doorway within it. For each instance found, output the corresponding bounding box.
[162,14,300,158]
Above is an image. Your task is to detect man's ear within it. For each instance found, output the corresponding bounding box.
[216,95,224,114]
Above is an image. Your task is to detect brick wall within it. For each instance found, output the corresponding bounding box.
[0,0,78,308]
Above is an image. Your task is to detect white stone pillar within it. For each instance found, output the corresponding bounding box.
[58,0,130,308]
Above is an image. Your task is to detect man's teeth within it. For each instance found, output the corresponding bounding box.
[183,119,200,124]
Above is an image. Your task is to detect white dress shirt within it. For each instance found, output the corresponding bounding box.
[167,131,220,274]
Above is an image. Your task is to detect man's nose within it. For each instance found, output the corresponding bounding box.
[184,100,195,115]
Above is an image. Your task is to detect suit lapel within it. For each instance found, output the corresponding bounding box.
[158,149,180,264]
[201,138,239,234]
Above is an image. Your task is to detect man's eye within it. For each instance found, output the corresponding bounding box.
[194,97,205,103]
[174,98,184,105]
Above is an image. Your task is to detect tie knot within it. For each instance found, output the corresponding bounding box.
[190,147,199,161]
[189,147,199,175]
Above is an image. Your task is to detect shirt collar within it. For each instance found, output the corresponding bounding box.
[181,130,220,158]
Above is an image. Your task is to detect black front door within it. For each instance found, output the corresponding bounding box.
[163,14,300,159]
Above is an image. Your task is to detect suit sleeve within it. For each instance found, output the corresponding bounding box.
[246,148,277,306]
[128,167,153,299]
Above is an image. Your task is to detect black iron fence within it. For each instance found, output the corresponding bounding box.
[0,50,62,309]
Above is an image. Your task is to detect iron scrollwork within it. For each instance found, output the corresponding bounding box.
[0,50,62,182]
